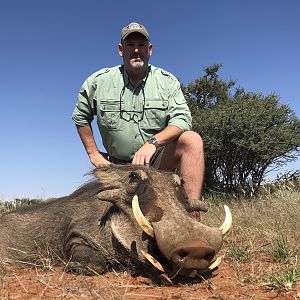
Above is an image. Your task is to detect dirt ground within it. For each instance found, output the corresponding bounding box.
[0,259,299,300]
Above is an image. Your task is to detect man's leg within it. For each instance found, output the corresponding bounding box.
[157,131,205,200]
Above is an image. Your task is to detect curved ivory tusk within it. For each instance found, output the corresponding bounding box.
[208,255,223,270]
[141,250,165,273]
[219,205,232,235]
[132,195,155,238]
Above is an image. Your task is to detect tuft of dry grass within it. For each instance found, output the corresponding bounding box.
[264,260,300,292]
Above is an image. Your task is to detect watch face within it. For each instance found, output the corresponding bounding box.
[148,137,158,145]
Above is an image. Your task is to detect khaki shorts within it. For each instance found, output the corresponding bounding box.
[148,147,165,168]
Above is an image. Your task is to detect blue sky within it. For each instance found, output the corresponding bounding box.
[1,0,299,200]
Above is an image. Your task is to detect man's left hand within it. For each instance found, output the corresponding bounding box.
[132,142,156,165]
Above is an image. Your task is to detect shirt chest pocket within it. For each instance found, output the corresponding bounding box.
[97,100,123,131]
[143,99,169,130]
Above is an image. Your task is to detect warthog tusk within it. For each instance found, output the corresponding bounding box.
[132,195,155,238]
[219,205,232,235]
[141,250,165,273]
[208,255,223,270]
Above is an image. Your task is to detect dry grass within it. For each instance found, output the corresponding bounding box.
[202,188,300,292]
[203,189,299,252]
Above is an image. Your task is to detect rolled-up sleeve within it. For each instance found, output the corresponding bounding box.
[72,76,97,125]
[167,78,192,131]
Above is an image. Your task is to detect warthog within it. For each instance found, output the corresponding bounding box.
[0,165,232,283]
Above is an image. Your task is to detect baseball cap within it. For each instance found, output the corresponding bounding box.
[121,22,149,40]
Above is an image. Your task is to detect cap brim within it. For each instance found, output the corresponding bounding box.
[122,30,149,40]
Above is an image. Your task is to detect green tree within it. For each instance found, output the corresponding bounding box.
[185,65,300,193]
[185,64,235,109]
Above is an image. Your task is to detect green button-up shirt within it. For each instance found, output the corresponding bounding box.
[72,65,192,160]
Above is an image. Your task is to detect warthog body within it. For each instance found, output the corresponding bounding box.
[0,165,229,281]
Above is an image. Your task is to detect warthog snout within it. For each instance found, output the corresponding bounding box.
[171,240,216,272]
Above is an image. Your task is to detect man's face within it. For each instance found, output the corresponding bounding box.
[118,33,152,74]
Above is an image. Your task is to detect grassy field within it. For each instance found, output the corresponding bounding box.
[203,187,300,293]
[0,182,299,299]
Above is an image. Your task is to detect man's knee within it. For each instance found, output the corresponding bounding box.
[178,131,204,151]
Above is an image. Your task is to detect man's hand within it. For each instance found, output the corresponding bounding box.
[75,125,110,168]
[89,152,110,168]
[132,142,156,165]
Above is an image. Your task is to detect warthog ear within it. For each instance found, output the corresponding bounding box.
[93,168,124,204]
[185,198,209,212]
[170,174,208,213]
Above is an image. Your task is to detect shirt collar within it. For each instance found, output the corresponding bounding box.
[122,65,151,87]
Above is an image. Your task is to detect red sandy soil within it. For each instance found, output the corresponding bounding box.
[1,260,299,300]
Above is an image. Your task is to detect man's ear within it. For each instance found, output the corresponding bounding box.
[149,43,153,56]
[118,43,123,57]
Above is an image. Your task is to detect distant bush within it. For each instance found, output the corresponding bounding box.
[0,198,42,214]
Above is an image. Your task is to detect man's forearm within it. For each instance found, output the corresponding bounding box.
[76,124,110,167]
[154,125,184,146]
[133,125,184,165]
[76,124,99,156]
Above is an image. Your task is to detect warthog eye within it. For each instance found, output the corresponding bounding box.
[129,171,140,181]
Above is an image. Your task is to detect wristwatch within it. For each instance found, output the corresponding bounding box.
[147,137,159,148]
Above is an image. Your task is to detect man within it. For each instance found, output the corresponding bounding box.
[72,22,205,205]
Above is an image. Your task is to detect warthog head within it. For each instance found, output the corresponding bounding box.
[0,164,231,284]
[94,164,232,283]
